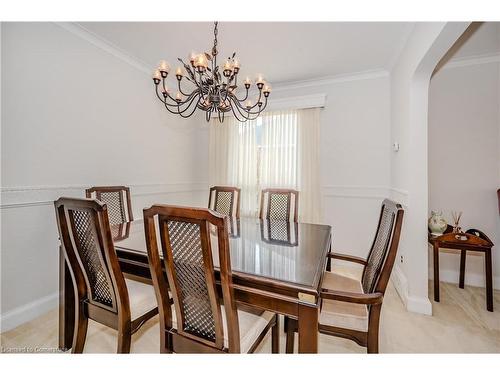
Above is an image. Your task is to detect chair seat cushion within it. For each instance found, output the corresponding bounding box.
[319,271,368,332]
[125,278,158,321]
[168,304,274,353]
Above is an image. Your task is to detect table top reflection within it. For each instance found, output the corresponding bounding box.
[112,217,332,290]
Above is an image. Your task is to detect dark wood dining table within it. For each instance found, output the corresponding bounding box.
[59,217,332,353]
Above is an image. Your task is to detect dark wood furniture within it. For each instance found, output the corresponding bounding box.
[429,225,494,312]
[143,205,279,353]
[55,197,157,353]
[285,199,404,353]
[208,186,241,219]
[497,188,500,215]
[85,186,133,225]
[60,216,332,353]
[259,188,299,222]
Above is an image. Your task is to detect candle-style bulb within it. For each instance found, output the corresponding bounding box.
[158,60,169,72]
[152,70,161,84]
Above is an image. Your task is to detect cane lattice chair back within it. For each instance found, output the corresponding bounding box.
[259,188,299,222]
[55,197,158,353]
[361,199,403,294]
[55,197,126,313]
[208,186,241,219]
[86,186,133,225]
[144,205,243,352]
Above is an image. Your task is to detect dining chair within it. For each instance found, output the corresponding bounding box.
[208,185,241,219]
[259,188,299,222]
[143,204,280,353]
[54,197,158,353]
[285,199,404,353]
[85,186,133,225]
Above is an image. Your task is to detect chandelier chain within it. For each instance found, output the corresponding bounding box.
[212,21,218,57]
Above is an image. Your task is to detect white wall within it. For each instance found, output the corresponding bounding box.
[428,61,500,288]
[389,22,470,314]
[0,22,207,331]
[200,73,392,260]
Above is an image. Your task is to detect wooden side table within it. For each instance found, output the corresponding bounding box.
[429,227,494,312]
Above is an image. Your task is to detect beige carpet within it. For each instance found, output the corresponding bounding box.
[1,276,499,353]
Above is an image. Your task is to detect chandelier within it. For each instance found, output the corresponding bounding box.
[152,22,271,123]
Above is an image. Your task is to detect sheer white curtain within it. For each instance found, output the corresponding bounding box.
[209,116,258,216]
[297,108,322,223]
[208,107,322,223]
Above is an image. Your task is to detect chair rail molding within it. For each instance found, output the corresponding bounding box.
[389,187,409,207]
[0,183,208,209]
[322,185,391,200]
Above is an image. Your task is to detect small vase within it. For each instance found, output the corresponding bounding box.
[428,211,447,235]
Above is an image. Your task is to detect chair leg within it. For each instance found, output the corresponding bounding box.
[459,250,466,289]
[271,315,280,353]
[367,306,381,354]
[326,243,332,272]
[285,318,296,354]
[117,324,132,354]
[71,301,88,354]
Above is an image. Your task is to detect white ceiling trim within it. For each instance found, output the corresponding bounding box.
[442,52,500,69]
[266,93,327,111]
[55,22,152,74]
[272,69,389,92]
[387,23,416,70]
[55,22,392,90]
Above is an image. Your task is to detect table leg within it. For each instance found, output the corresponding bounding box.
[59,247,75,351]
[459,250,466,289]
[485,248,493,312]
[433,243,440,302]
[297,300,319,353]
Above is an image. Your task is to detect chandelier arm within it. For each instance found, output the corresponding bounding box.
[229,105,248,122]
[161,98,183,114]
[229,97,261,121]
[156,83,178,107]
[230,87,249,103]
[231,91,266,114]
[177,78,193,97]
[178,95,202,118]
[160,85,203,109]
[175,92,202,115]
[175,89,202,107]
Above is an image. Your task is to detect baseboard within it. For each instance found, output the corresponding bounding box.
[406,295,433,315]
[391,263,409,306]
[391,263,432,315]
[0,292,58,333]
[428,268,500,290]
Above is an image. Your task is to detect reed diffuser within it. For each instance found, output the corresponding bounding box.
[451,211,463,233]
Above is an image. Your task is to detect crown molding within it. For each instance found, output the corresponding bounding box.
[54,22,152,75]
[272,69,389,92]
[442,52,500,70]
[53,23,391,92]
[387,23,416,70]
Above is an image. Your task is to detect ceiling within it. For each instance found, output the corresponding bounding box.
[78,22,415,84]
[448,22,500,60]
